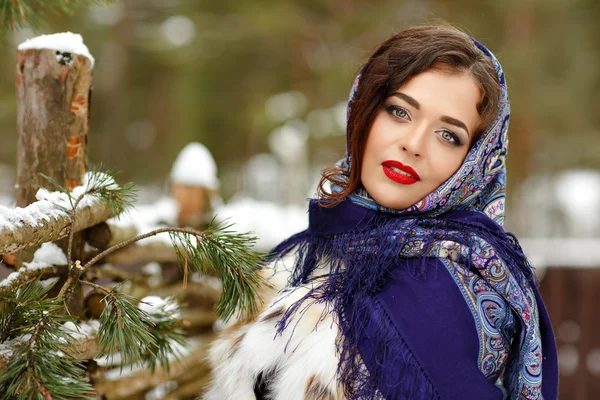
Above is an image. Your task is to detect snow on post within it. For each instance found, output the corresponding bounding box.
[169,142,219,228]
[18,32,95,66]
[14,32,94,268]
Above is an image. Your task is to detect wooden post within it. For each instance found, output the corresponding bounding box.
[15,48,92,207]
[169,184,214,229]
[169,143,219,229]
[15,38,93,315]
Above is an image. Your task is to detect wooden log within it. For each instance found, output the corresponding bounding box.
[0,265,58,296]
[1,253,16,266]
[93,334,214,399]
[84,222,113,250]
[0,199,116,255]
[105,241,177,265]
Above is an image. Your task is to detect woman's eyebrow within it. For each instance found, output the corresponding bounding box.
[392,91,470,137]
[392,92,420,109]
[440,116,470,137]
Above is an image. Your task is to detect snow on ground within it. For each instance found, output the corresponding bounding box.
[93,185,307,251]
[214,196,308,251]
[553,170,600,236]
[18,32,95,67]
[106,193,307,252]
[107,196,179,246]
[170,142,219,190]
[520,238,600,268]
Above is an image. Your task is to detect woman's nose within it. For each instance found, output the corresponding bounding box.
[400,124,427,157]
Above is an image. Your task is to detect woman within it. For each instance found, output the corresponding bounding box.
[204,24,558,400]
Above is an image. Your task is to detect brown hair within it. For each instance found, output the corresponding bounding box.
[317,24,501,206]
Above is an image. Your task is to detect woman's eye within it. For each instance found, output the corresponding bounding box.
[393,107,408,119]
[386,105,409,120]
[438,130,461,145]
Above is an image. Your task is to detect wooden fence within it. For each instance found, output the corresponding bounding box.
[540,267,600,400]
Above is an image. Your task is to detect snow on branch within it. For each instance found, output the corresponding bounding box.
[0,186,117,255]
[0,243,65,293]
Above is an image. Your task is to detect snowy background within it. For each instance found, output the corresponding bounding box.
[1,3,600,397]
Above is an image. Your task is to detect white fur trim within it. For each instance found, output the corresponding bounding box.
[204,276,344,399]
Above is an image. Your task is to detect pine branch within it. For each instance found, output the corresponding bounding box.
[8,168,266,323]
[89,283,159,371]
[82,166,138,219]
[89,284,188,374]
[138,297,187,374]
[66,224,270,322]
[0,0,116,32]
[0,278,56,343]
[170,219,270,322]
[0,281,95,399]
[0,166,269,398]
[0,266,58,298]
[38,169,137,305]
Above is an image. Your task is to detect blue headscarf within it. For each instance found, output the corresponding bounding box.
[342,39,508,225]
[271,37,556,399]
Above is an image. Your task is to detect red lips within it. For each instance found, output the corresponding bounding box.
[381,160,420,185]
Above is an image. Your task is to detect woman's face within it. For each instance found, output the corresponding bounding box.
[360,70,481,210]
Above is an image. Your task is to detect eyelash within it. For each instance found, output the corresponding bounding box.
[385,105,410,120]
[384,105,462,147]
[437,130,462,146]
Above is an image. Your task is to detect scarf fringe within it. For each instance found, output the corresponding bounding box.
[269,214,537,399]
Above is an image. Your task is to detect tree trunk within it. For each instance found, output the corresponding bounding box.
[15,47,93,314]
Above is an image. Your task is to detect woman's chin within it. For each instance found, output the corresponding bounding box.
[368,191,420,211]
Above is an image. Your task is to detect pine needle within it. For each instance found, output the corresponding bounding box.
[0,0,116,32]
[0,280,94,399]
[97,289,157,370]
[169,219,270,322]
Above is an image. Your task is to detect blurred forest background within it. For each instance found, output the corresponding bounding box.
[1,1,600,398]
[0,0,599,237]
